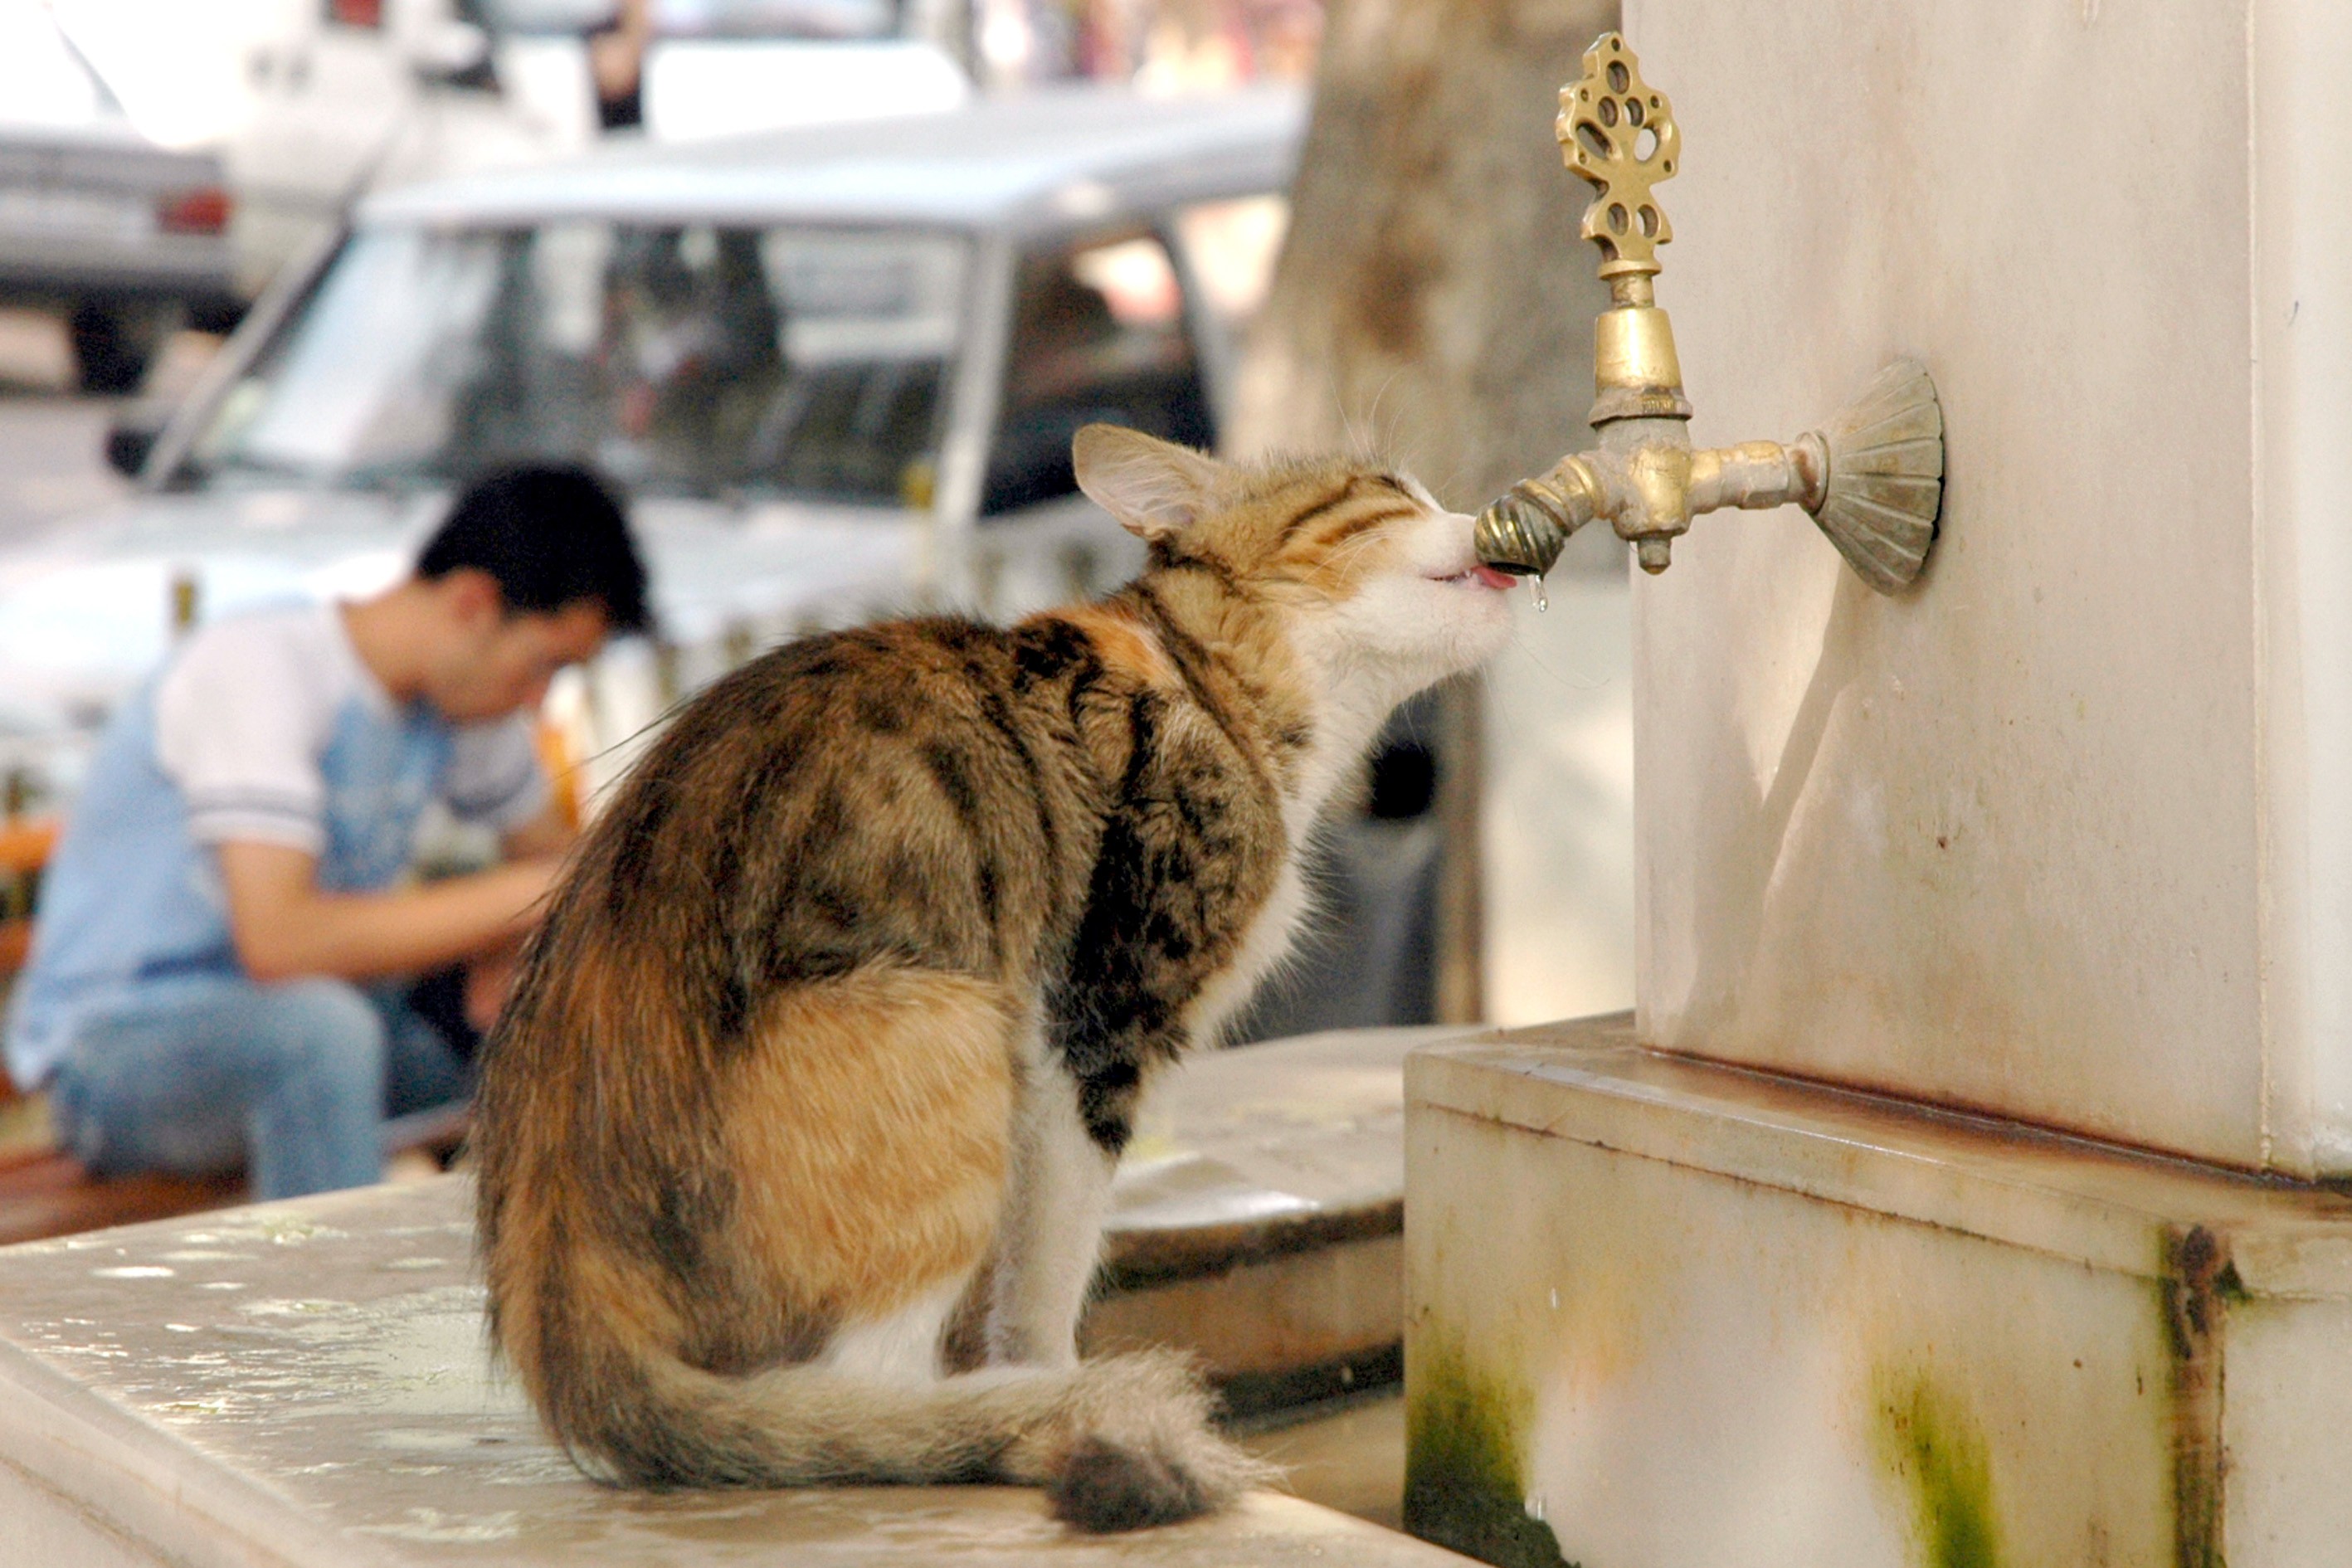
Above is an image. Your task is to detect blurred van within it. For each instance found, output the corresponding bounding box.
[6,84,1465,1044]
[0,86,1299,820]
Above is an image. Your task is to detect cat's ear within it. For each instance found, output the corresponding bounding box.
[1073,425,1228,541]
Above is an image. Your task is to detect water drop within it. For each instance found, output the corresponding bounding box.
[1527,577,1549,613]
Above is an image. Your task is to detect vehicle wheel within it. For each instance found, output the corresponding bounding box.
[185,295,246,337]
[67,300,178,396]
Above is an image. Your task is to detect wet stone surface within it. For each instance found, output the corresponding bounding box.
[0,1030,1477,1566]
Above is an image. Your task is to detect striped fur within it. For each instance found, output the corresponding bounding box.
[471,426,1516,1530]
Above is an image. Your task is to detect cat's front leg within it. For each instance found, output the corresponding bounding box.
[989,1053,1116,1368]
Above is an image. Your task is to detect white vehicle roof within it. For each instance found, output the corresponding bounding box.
[358,84,1306,235]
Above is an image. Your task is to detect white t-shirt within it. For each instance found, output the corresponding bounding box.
[154,602,549,856]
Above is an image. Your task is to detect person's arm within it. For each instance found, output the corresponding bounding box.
[217,840,562,986]
[498,797,577,863]
[589,0,653,102]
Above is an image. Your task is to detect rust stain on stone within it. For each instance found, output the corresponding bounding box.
[2160,1224,2228,1568]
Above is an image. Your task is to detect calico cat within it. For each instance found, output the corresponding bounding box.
[471,425,1517,1531]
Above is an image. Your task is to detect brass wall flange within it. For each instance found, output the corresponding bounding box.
[1476,32,1944,591]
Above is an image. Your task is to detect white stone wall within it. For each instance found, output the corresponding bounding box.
[1481,558,1635,1028]
[1619,0,2352,1174]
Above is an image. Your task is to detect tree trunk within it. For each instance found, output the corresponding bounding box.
[1229,0,1618,504]
[1229,0,1619,1025]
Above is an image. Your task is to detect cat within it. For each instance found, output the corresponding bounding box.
[470,424,1518,1531]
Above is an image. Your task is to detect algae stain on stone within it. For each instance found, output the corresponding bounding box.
[1871,1369,2003,1568]
[1404,1333,1577,1568]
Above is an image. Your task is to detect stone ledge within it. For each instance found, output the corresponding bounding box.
[0,1177,1472,1567]
[1410,1012,2352,1298]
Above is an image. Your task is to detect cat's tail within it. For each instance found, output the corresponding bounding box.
[555,1342,1273,1532]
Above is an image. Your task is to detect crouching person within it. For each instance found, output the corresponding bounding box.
[4,465,649,1200]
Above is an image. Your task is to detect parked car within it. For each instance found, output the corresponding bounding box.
[56,0,971,314]
[61,0,596,306]
[0,0,237,392]
[0,84,1302,821]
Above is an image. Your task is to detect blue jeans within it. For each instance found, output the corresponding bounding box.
[48,976,469,1200]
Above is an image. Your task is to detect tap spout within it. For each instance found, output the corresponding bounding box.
[1473,454,1603,577]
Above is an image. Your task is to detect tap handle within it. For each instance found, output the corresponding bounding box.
[1559,32,1680,283]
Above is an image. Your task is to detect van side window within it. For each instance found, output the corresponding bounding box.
[981,232,1212,517]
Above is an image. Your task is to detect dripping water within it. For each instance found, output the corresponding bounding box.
[1527,577,1548,613]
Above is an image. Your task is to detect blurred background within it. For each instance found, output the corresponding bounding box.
[0,0,1631,1062]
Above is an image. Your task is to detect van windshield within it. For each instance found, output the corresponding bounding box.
[187,222,968,507]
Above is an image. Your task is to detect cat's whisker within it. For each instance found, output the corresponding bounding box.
[1358,368,1405,465]
[1429,455,1485,511]
[1505,623,1612,693]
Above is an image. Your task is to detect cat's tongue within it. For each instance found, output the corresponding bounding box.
[1469,566,1517,592]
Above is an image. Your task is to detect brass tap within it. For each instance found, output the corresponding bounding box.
[1476,32,1943,592]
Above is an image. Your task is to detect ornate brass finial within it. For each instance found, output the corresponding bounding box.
[1559,32,1679,282]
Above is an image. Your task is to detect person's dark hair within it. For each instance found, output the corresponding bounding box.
[417,465,650,633]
